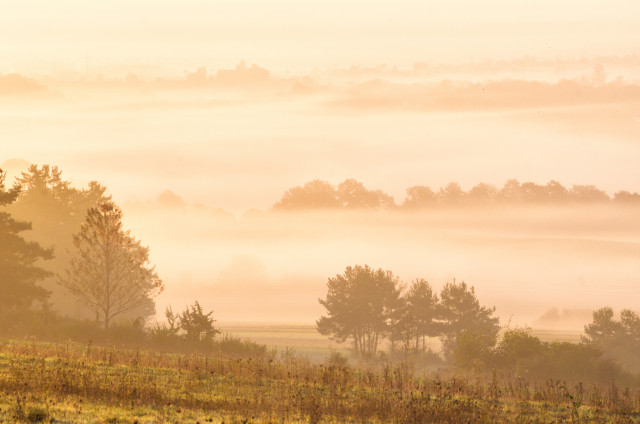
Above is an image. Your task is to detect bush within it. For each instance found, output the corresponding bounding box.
[534,341,628,384]
[215,332,272,358]
[490,329,633,385]
[326,349,349,367]
[451,329,496,369]
[494,328,543,371]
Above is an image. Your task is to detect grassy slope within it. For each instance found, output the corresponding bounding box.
[0,339,638,423]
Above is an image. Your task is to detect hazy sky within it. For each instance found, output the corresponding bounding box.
[2,0,639,74]
[2,1,640,325]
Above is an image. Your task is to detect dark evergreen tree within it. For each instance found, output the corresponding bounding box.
[8,164,111,318]
[0,169,53,312]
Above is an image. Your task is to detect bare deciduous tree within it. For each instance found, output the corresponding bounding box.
[60,201,163,329]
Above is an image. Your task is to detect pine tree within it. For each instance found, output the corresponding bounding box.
[0,169,53,312]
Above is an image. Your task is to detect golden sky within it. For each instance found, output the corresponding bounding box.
[2,0,639,74]
[2,0,640,324]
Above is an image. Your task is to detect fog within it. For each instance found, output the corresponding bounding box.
[3,67,640,211]
[2,1,639,333]
[105,204,636,326]
[3,67,640,327]
[2,0,640,73]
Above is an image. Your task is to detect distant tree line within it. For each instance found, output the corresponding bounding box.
[274,178,640,211]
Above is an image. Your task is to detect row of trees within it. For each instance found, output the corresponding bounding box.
[0,166,164,330]
[275,178,640,211]
[316,265,500,361]
[316,265,640,380]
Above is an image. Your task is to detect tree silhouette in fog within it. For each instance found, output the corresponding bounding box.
[395,279,441,353]
[178,301,222,344]
[403,185,437,209]
[276,177,640,210]
[274,180,340,209]
[274,179,396,211]
[337,179,395,210]
[317,265,402,357]
[318,266,501,362]
[8,165,111,319]
[583,307,640,374]
[438,280,500,364]
[60,201,164,329]
[614,190,640,203]
[570,185,609,202]
[0,169,53,312]
[467,183,498,205]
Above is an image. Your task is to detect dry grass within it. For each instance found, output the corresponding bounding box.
[0,338,638,423]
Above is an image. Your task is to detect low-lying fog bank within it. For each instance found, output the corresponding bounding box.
[119,205,640,328]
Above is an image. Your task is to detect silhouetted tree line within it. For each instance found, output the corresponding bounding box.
[275,178,640,211]
[317,265,500,362]
[317,265,639,383]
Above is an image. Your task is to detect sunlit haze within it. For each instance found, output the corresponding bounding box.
[2,0,639,329]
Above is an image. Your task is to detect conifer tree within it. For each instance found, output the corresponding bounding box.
[0,169,53,312]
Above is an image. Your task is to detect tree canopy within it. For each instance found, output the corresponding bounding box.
[60,201,164,329]
[7,165,111,318]
[274,179,396,211]
[274,177,637,211]
[583,307,640,374]
[439,280,500,361]
[317,265,402,357]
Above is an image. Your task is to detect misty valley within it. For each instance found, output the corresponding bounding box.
[2,4,640,420]
[1,163,639,423]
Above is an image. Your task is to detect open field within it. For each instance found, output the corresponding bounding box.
[219,324,582,362]
[219,324,349,362]
[0,338,638,423]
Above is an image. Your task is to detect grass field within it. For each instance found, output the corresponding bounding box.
[219,323,582,362]
[218,324,349,362]
[0,337,638,423]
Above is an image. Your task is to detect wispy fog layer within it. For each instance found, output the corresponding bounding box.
[118,205,639,327]
[2,61,640,213]
[2,0,639,73]
[2,0,639,329]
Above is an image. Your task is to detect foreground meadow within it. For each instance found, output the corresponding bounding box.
[0,339,638,424]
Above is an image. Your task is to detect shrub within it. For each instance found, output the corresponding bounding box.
[326,349,349,367]
[494,328,543,371]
